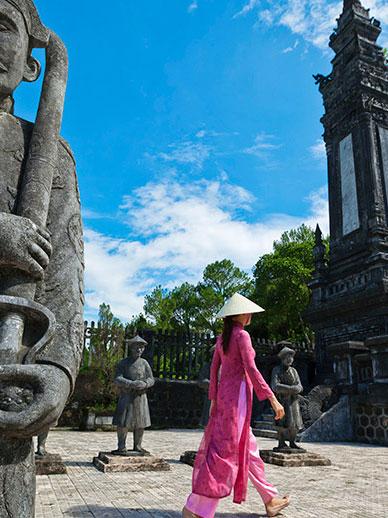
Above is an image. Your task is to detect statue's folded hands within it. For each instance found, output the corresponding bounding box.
[133,380,147,390]
[0,364,70,439]
[0,212,52,279]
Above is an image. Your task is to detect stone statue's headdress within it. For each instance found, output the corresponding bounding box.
[5,0,49,47]
[126,335,148,348]
[278,346,296,359]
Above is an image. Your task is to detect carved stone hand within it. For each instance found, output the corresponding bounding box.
[0,213,52,280]
[0,364,70,439]
[133,380,147,390]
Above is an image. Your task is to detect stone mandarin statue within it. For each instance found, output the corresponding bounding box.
[36,430,49,457]
[112,336,155,455]
[0,0,84,515]
[197,345,215,428]
[271,345,305,452]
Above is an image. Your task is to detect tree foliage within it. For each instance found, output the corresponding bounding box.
[87,303,125,402]
[144,286,175,331]
[142,259,253,335]
[90,225,327,345]
[252,224,328,342]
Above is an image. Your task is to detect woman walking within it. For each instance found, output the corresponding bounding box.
[183,293,290,518]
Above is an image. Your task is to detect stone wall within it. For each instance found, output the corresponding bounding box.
[299,395,353,443]
[352,398,388,446]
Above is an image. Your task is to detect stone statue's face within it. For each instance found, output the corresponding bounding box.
[282,353,294,367]
[0,1,32,98]
[130,345,145,359]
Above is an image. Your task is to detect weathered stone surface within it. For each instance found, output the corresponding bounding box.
[260,449,331,467]
[306,0,388,447]
[93,451,170,473]
[113,336,155,455]
[298,384,334,429]
[0,437,35,517]
[271,345,304,450]
[0,0,83,516]
[339,134,359,235]
[306,0,388,386]
[180,450,197,467]
[299,395,353,443]
[35,453,67,476]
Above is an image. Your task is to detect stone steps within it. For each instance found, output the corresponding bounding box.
[252,428,278,439]
[253,412,277,438]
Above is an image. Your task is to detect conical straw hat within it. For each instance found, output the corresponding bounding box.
[216,293,265,319]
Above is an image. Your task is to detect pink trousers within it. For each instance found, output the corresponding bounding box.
[185,381,278,518]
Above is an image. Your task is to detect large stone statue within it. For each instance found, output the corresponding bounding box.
[271,345,304,452]
[112,336,155,455]
[0,1,83,515]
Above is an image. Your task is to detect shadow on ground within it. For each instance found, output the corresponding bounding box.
[67,506,267,517]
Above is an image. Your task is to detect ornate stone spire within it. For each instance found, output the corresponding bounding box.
[343,0,362,10]
[330,0,381,54]
[312,224,327,276]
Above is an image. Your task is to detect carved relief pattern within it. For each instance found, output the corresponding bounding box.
[67,214,84,266]
[67,311,84,369]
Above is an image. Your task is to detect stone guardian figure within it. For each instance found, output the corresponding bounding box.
[197,345,215,428]
[0,1,84,515]
[112,336,155,455]
[271,345,305,452]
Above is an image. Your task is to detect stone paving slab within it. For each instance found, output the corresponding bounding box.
[35,429,388,518]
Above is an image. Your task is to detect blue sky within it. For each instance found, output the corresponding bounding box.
[15,0,388,320]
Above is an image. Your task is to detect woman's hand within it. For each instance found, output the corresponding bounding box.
[269,396,285,421]
[210,399,217,417]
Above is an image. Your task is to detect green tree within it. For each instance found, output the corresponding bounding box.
[196,259,254,334]
[170,282,201,335]
[127,312,154,332]
[201,259,253,299]
[141,259,253,335]
[88,303,125,402]
[252,224,327,343]
[144,285,175,331]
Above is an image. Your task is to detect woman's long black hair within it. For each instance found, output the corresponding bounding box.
[221,316,234,353]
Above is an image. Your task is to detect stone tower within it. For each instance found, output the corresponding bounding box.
[306,0,388,379]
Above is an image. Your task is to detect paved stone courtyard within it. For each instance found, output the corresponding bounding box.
[36,429,388,518]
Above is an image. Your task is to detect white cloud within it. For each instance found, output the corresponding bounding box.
[84,177,328,320]
[195,129,236,139]
[282,40,300,53]
[235,0,388,49]
[157,140,211,169]
[234,0,261,18]
[304,186,329,234]
[188,1,198,13]
[310,139,326,160]
[242,133,281,158]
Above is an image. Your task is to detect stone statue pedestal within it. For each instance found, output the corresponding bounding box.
[272,446,307,454]
[35,454,67,476]
[180,450,197,467]
[260,450,331,467]
[93,451,170,473]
